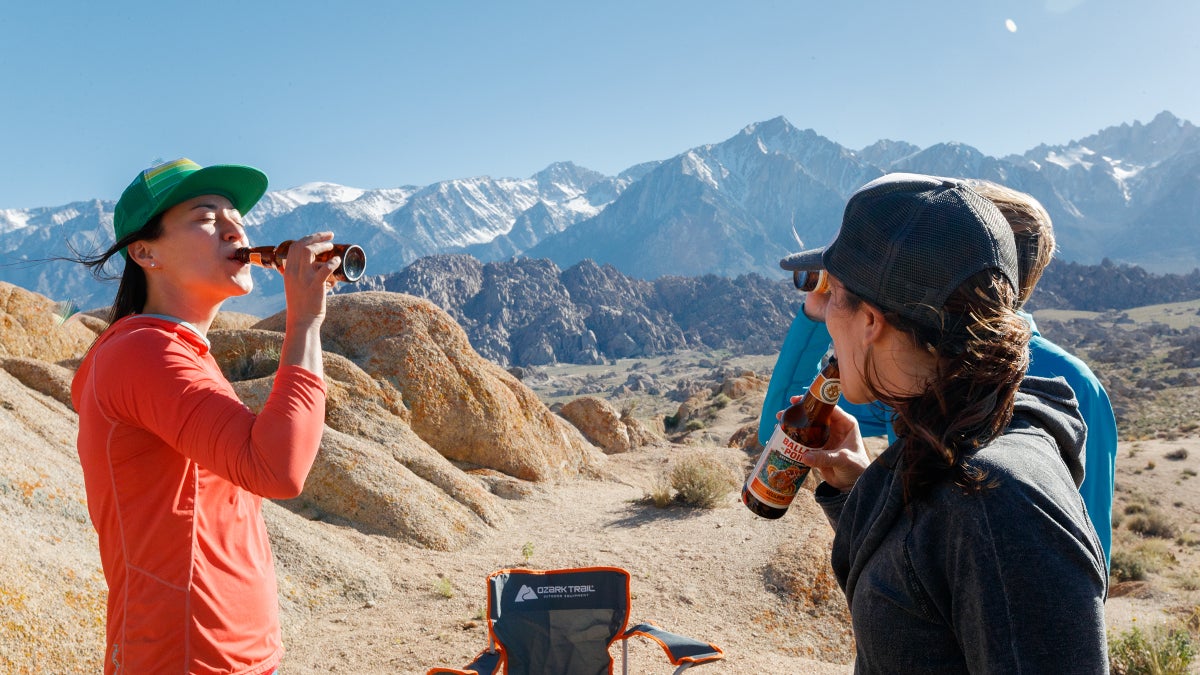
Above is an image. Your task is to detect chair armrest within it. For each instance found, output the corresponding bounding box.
[426,646,503,675]
[621,621,724,667]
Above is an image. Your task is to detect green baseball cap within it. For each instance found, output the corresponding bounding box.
[113,158,268,257]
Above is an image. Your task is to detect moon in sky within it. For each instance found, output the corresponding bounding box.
[1005,19,1018,32]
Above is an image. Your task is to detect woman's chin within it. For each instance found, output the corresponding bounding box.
[229,276,254,297]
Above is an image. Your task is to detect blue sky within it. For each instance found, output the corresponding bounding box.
[1,0,1197,208]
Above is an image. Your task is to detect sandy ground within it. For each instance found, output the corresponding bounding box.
[1104,437,1200,640]
[280,441,855,674]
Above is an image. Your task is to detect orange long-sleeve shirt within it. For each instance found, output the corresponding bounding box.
[72,315,326,674]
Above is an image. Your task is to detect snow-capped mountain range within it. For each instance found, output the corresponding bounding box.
[2,111,1197,315]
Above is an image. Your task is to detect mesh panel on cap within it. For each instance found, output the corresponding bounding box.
[826,179,935,317]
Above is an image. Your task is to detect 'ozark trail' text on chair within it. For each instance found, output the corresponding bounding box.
[427,566,724,675]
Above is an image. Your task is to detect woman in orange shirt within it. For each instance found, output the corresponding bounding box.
[73,158,336,674]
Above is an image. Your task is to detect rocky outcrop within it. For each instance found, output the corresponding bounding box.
[1,357,75,408]
[255,291,605,483]
[0,367,104,673]
[376,254,485,327]
[212,328,507,550]
[0,282,97,361]
[720,371,768,399]
[654,274,802,355]
[560,259,689,358]
[559,395,659,454]
[465,258,600,366]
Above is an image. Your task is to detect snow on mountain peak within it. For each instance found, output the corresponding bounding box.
[280,182,365,204]
[0,209,32,234]
[680,151,721,189]
[1044,146,1097,170]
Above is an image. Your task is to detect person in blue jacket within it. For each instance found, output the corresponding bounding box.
[759,177,1117,568]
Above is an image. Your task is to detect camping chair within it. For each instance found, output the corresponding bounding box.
[427,566,724,675]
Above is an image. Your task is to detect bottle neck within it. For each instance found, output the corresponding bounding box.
[235,245,280,269]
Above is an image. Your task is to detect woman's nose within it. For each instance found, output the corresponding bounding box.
[221,211,248,243]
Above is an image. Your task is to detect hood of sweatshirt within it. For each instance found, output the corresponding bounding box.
[1009,374,1088,488]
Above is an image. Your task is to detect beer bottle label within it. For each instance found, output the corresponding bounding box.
[745,425,812,509]
[812,372,841,405]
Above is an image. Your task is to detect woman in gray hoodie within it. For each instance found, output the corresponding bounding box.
[782,173,1108,673]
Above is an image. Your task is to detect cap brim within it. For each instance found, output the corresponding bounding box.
[157,164,268,218]
[780,247,827,272]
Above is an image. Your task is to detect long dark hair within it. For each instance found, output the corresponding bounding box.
[838,270,1030,502]
[73,214,165,325]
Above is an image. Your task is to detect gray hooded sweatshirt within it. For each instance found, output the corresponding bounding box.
[815,375,1108,674]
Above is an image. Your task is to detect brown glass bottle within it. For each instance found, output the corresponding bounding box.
[792,269,830,294]
[742,356,840,519]
[235,240,367,282]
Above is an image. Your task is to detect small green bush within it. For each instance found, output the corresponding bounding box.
[1111,550,1148,582]
[711,393,732,410]
[684,419,706,432]
[1127,510,1180,539]
[1109,624,1195,675]
[645,479,674,509]
[1112,540,1175,583]
[669,455,738,509]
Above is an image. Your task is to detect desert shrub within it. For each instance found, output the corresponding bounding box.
[1109,624,1195,675]
[711,393,732,410]
[1178,532,1200,548]
[1114,540,1176,584]
[644,478,675,509]
[1165,448,1189,461]
[620,400,639,420]
[669,454,738,508]
[1175,570,1200,591]
[1127,510,1180,539]
[684,419,706,432]
[1111,550,1149,582]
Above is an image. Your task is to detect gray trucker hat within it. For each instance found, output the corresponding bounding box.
[780,173,1018,331]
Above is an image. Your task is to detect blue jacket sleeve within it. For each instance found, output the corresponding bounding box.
[1027,334,1117,569]
[759,307,895,445]
[758,308,834,446]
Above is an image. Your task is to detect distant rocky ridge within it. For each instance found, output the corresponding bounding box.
[347,252,1200,368]
[352,255,803,367]
[1031,259,1200,312]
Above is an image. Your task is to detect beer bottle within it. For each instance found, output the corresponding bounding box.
[235,240,367,283]
[792,269,830,294]
[742,355,840,519]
